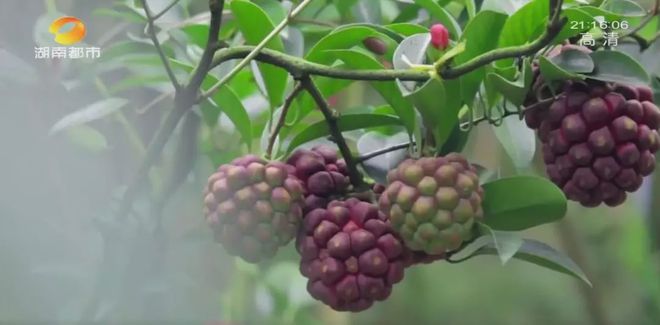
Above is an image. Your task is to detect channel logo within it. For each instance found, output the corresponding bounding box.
[48,16,86,45]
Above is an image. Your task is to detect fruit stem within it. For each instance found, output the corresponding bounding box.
[355,142,414,164]
[265,82,304,159]
[300,75,365,188]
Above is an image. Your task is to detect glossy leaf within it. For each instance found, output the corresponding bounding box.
[455,10,507,106]
[231,0,288,107]
[496,0,548,67]
[492,115,537,170]
[329,49,416,134]
[600,0,646,17]
[486,60,532,107]
[477,224,524,265]
[286,114,402,154]
[206,85,253,149]
[454,237,592,286]
[548,48,595,74]
[552,8,596,44]
[413,0,462,38]
[64,125,109,153]
[482,176,567,231]
[587,50,650,86]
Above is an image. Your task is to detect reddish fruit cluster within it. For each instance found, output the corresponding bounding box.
[203,155,305,263]
[525,81,660,207]
[287,146,350,212]
[379,154,484,255]
[297,198,407,312]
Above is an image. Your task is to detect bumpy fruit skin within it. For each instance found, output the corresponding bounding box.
[379,154,484,255]
[297,198,406,312]
[203,155,305,263]
[287,146,350,212]
[526,81,660,207]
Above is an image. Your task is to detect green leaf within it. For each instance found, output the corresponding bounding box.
[297,25,400,121]
[553,8,596,44]
[335,23,401,43]
[513,239,592,286]
[306,26,396,64]
[600,0,646,17]
[455,10,508,106]
[49,98,128,135]
[407,79,462,149]
[413,0,462,38]
[492,115,537,169]
[455,238,592,286]
[549,48,595,74]
[205,86,252,149]
[486,60,532,107]
[231,0,288,107]
[170,60,252,146]
[539,56,582,83]
[496,0,548,67]
[385,23,429,37]
[64,125,109,153]
[480,0,526,15]
[587,50,650,86]
[329,50,416,135]
[477,224,524,265]
[482,176,567,231]
[438,122,470,155]
[181,24,210,49]
[286,114,402,154]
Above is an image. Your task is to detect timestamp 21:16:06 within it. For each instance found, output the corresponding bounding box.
[570,20,630,30]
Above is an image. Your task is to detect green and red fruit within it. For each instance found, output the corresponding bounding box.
[379,154,484,255]
[203,155,305,263]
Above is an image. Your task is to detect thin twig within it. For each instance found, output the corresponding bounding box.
[152,0,181,21]
[266,83,304,159]
[141,0,181,91]
[300,76,364,188]
[355,142,413,164]
[117,0,226,220]
[208,6,565,83]
[292,17,338,28]
[199,0,314,102]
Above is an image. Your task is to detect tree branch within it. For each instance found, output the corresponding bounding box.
[199,0,314,102]
[186,0,225,93]
[208,3,565,83]
[355,142,413,164]
[300,76,364,188]
[152,0,182,21]
[210,46,431,81]
[141,0,181,91]
[117,0,227,219]
[266,83,304,159]
[440,0,566,79]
